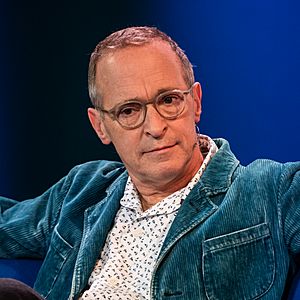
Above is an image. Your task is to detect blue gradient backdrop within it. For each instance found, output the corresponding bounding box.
[0,1,299,199]
[0,1,12,194]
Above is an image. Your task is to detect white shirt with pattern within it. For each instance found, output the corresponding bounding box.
[80,134,218,300]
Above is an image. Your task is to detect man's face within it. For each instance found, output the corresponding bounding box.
[88,41,202,188]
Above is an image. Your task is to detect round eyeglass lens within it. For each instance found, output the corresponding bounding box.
[117,102,144,128]
[156,92,185,118]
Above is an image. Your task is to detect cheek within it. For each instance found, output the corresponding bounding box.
[110,132,141,160]
[175,120,198,148]
[177,114,197,135]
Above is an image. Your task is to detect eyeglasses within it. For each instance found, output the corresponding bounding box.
[95,84,195,130]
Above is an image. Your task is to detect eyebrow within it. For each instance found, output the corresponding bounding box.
[106,86,181,110]
[121,87,179,103]
[156,87,178,95]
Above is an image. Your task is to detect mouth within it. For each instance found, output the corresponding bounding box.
[143,143,177,154]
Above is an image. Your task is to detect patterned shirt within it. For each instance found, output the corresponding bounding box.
[80,134,218,300]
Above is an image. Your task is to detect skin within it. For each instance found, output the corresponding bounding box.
[88,40,203,210]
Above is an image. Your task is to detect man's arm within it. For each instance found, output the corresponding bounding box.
[0,174,72,258]
[278,162,300,256]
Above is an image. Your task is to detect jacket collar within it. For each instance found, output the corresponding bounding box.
[199,138,240,193]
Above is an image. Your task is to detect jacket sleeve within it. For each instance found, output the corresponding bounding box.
[0,168,76,258]
[278,161,300,256]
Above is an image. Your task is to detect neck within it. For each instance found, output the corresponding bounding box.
[130,151,203,211]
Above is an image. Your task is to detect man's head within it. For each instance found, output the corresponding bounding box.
[88,26,195,108]
[87,26,203,192]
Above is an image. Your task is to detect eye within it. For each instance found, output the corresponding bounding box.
[163,96,174,104]
[121,107,135,115]
[159,93,183,106]
[117,102,142,118]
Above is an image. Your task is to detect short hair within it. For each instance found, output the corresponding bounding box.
[88,26,195,107]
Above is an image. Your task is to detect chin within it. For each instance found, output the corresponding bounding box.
[142,165,183,181]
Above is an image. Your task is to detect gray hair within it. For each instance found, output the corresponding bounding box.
[88,26,195,107]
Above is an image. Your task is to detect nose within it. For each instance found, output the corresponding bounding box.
[143,105,167,138]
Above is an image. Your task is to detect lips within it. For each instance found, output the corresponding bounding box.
[143,143,177,154]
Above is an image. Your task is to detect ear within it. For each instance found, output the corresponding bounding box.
[192,82,202,123]
[87,108,112,145]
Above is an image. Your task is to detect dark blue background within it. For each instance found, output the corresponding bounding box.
[0,1,299,199]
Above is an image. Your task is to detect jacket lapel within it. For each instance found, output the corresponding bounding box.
[71,171,128,297]
[159,138,240,260]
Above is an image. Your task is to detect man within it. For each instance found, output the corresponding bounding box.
[0,26,300,300]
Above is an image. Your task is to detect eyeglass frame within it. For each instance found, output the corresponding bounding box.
[95,83,196,130]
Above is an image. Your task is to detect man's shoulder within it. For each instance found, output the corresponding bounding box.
[213,137,300,179]
[242,158,300,174]
[244,158,283,172]
[65,159,126,187]
[70,159,124,174]
[235,158,300,190]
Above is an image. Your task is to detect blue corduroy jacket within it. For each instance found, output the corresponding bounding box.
[0,138,300,299]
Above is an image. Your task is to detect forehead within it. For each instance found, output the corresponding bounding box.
[95,41,187,105]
